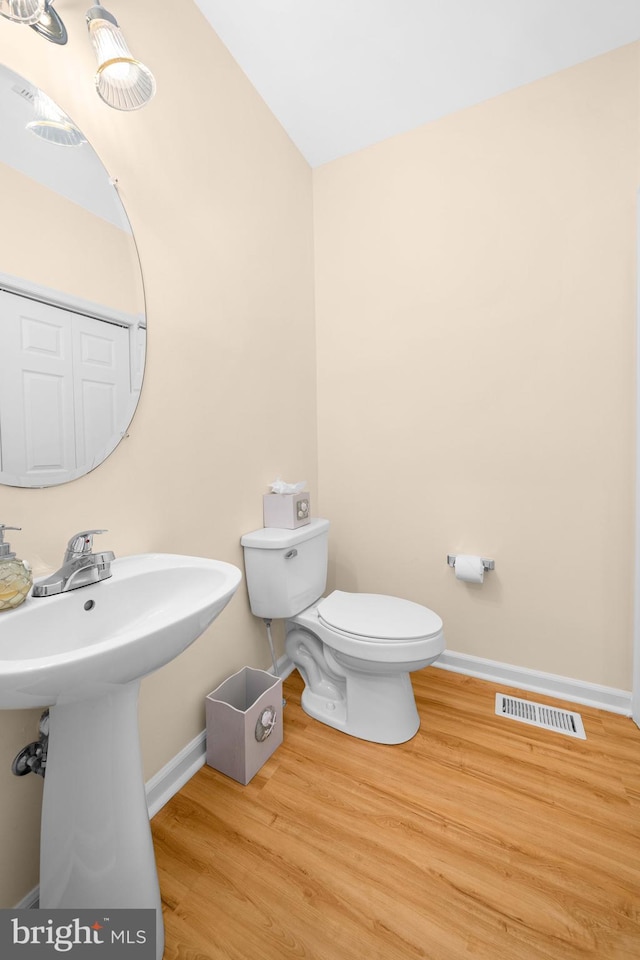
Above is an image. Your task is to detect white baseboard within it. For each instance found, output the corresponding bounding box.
[277,653,295,680]
[145,730,207,819]
[15,886,39,909]
[433,650,632,716]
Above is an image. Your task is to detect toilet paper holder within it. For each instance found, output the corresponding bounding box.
[447,555,495,571]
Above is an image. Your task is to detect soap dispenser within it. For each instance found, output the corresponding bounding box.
[0,525,33,611]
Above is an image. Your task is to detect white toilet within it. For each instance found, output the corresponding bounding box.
[240,518,445,744]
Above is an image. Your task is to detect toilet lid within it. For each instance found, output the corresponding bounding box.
[317,591,442,642]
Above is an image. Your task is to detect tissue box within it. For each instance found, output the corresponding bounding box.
[263,492,311,529]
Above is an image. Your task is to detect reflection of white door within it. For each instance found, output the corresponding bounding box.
[72,312,129,469]
[0,290,130,485]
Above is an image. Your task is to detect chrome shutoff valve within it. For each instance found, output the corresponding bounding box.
[11,709,49,777]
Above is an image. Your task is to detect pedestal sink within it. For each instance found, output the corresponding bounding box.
[0,553,242,960]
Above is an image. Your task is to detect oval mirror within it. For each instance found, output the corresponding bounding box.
[0,64,146,488]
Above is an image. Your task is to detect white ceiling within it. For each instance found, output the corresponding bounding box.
[195,0,640,167]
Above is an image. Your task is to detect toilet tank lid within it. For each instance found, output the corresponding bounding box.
[241,518,330,550]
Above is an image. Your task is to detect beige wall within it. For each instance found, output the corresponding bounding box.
[0,1,316,906]
[314,44,638,691]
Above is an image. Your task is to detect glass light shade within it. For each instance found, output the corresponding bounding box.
[87,14,156,111]
[0,0,45,24]
[26,89,86,147]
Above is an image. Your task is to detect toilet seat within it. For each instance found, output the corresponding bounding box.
[317,590,443,643]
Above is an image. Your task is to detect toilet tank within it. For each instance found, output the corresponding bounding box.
[240,518,330,619]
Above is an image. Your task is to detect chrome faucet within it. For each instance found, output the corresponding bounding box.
[32,530,115,597]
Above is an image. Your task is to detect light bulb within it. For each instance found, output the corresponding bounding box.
[26,89,86,147]
[86,5,155,111]
[0,0,45,24]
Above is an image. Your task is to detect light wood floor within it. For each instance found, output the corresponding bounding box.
[152,668,640,960]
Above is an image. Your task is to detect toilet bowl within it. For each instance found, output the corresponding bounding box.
[286,590,444,743]
[240,518,446,745]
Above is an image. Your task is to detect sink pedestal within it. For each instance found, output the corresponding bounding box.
[39,681,164,959]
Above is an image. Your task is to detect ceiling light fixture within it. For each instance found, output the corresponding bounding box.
[0,0,45,24]
[30,0,67,44]
[86,3,156,111]
[0,1,155,111]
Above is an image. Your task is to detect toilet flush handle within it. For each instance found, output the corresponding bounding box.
[284,549,298,559]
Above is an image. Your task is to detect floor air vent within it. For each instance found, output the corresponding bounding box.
[495,693,586,739]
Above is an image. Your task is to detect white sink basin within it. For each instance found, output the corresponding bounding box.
[0,552,242,960]
[0,553,241,708]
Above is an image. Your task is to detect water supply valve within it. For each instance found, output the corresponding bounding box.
[11,709,49,777]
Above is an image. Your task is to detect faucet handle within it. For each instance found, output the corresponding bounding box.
[64,529,108,562]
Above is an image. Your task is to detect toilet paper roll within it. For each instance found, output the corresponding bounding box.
[454,555,484,584]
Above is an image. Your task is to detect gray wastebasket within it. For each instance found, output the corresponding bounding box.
[205,667,283,784]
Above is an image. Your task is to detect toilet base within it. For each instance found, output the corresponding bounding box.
[300,668,420,745]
